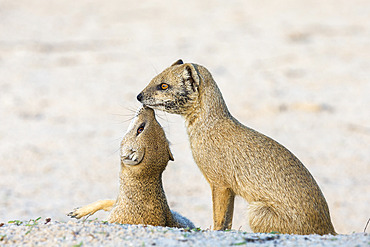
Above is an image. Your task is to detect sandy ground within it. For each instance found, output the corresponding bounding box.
[0,0,369,237]
[1,220,369,247]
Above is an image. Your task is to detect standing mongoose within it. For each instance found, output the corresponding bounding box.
[68,106,195,229]
[136,59,336,235]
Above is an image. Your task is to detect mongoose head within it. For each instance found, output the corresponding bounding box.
[137,59,203,115]
[120,106,174,174]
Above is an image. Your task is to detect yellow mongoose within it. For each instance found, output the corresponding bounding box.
[137,59,336,235]
[68,106,195,228]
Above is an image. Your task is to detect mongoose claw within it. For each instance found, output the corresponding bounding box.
[67,208,79,218]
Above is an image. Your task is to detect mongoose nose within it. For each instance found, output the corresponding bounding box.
[137,93,143,102]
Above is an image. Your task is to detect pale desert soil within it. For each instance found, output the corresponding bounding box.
[0,220,369,247]
[0,0,369,241]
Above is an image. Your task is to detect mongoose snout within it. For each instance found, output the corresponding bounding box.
[137,92,143,102]
[137,59,336,235]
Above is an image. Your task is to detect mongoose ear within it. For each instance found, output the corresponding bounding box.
[182,64,200,92]
[171,59,184,66]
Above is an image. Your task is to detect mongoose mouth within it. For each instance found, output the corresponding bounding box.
[141,103,169,112]
[145,101,179,111]
[142,102,164,108]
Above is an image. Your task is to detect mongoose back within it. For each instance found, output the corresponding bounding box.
[137,59,336,235]
[68,106,195,229]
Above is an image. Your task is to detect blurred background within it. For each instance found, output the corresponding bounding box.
[0,0,369,234]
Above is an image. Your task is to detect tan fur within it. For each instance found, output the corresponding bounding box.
[68,106,194,229]
[137,60,336,235]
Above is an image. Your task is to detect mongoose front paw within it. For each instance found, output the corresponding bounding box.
[121,148,144,165]
[67,207,89,219]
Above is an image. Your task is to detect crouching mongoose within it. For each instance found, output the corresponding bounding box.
[68,106,195,229]
[136,59,336,235]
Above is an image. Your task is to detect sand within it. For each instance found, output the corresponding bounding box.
[0,0,369,244]
[0,219,369,246]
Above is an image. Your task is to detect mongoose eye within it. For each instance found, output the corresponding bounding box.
[160,83,169,90]
[137,123,145,135]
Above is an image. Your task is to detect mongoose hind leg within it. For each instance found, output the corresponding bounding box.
[212,186,235,230]
[68,199,115,219]
[248,201,296,234]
